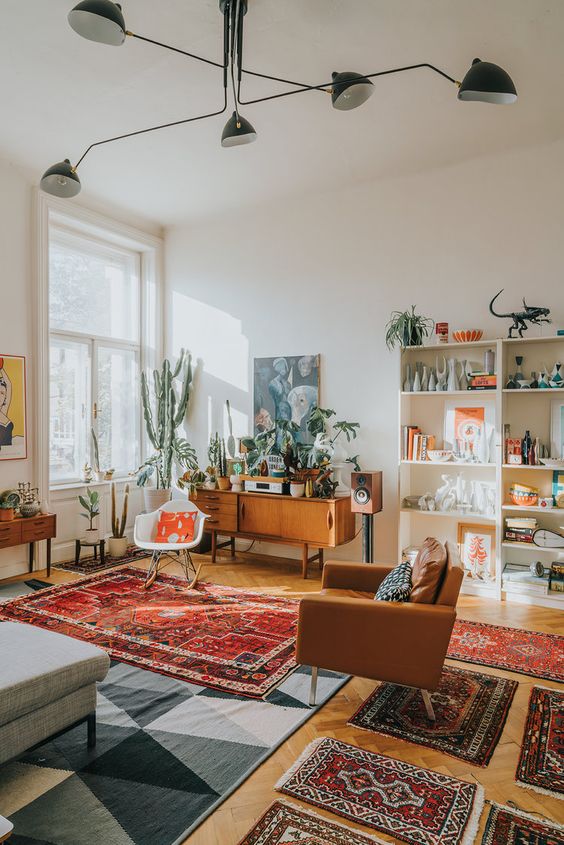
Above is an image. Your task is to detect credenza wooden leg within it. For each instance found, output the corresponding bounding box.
[46,538,52,577]
[231,536,236,558]
[211,531,217,563]
[302,544,308,579]
[28,542,34,573]
[318,549,324,570]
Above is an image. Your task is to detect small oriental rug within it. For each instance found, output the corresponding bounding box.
[0,566,299,698]
[348,666,517,767]
[238,800,386,845]
[516,686,564,798]
[481,802,564,845]
[275,737,484,845]
[447,619,564,683]
[53,543,148,574]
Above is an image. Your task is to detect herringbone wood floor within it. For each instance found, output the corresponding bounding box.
[21,548,564,843]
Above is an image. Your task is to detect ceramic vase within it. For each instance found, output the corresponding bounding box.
[447,359,459,392]
[420,366,429,391]
[538,369,550,389]
[428,368,437,391]
[550,362,563,387]
[413,368,422,392]
[403,364,412,392]
[458,360,468,391]
[515,356,525,381]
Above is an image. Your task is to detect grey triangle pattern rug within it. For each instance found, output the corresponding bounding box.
[0,661,347,844]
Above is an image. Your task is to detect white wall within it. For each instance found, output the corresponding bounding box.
[165,138,564,564]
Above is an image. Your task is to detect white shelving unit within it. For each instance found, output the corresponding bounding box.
[399,334,564,609]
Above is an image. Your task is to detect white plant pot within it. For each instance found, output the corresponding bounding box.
[143,488,171,512]
[108,536,129,558]
[290,482,305,498]
[94,471,105,482]
[84,528,100,544]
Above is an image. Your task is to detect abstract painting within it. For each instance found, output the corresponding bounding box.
[253,355,319,443]
[0,354,27,460]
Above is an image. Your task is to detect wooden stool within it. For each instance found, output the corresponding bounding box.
[75,538,105,568]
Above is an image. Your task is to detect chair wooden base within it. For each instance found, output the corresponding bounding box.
[144,549,203,589]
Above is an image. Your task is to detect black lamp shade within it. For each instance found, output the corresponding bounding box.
[221,112,257,147]
[458,58,517,104]
[331,71,374,110]
[68,0,126,46]
[40,160,82,198]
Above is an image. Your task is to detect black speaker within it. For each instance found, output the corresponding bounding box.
[351,471,383,514]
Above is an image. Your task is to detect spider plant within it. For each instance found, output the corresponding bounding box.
[385,306,434,350]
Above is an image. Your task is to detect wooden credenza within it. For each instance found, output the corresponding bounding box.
[0,514,57,578]
[190,489,356,578]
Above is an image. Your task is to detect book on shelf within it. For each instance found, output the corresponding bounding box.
[505,517,538,530]
[504,531,535,543]
[401,426,437,461]
[549,562,564,592]
[468,374,497,391]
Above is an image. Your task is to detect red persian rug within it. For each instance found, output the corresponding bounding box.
[481,802,564,845]
[275,737,484,845]
[516,686,564,798]
[348,666,517,767]
[0,566,299,698]
[238,800,386,845]
[53,544,148,575]
[447,619,564,683]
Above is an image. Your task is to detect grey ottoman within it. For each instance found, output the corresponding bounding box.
[0,622,110,765]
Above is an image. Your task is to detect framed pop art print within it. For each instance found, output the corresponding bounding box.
[0,354,27,460]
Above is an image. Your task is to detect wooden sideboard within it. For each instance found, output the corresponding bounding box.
[0,514,56,578]
[190,489,356,578]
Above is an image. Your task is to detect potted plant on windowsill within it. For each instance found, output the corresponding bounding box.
[216,436,231,490]
[79,488,100,543]
[385,306,434,349]
[108,482,129,557]
[136,349,198,511]
[0,489,20,521]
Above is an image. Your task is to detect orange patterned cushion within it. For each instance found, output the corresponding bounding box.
[155,511,197,544]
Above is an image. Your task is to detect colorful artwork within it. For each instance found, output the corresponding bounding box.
[253,355,320,443]
[457,522,496,580]
[0,354,27,460]
[444,398,494,461]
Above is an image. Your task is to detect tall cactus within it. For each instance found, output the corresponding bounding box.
[138,349,197,489]
[111,483,129,538]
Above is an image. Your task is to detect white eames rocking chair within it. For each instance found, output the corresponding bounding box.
[134,499,209,589]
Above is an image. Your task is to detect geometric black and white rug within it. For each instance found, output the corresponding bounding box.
[0,661,347,844]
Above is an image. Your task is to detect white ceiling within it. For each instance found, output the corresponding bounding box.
[0,0,562,226]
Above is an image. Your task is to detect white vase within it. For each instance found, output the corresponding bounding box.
[428,369,436,391]
[420,366,429,392]
[143,488,171,512]
[447,359,459,391]
[413,368,422,391]
[290,482,305,498]
[458,360,468,391]
[39,499,50,515]
[230,474,243,492]
[108,536,129,557]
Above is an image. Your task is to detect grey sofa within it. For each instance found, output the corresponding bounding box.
[0,622,110,765]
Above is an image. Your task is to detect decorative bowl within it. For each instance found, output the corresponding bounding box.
[509,484,539,507]
[402,495,421,509]
[452,330,484,343]
[540,459,564,469]
[427,450,454,462]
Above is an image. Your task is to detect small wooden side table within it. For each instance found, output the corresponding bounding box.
[0,815,13,841]
[75,538,106,568]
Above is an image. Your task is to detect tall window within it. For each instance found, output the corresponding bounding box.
[49,227,141,483]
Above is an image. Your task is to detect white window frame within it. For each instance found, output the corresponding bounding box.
[36,192,163,495]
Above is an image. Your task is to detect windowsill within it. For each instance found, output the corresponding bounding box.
[50,476,135,493]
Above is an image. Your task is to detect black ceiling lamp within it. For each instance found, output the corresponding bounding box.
[68,0,126,46]
[41,0,518,197]
[458,58,517,104]
[331,71,374,111]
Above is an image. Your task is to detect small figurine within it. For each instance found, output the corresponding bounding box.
[489,289,551,338]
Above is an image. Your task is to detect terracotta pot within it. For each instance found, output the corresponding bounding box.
[0,508,15,522]
[108,536,129,558]
[143,488,171,512]
[217,476,231,491]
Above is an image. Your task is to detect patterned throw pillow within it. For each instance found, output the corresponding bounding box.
[375,561,412,602]
[155,511,197,544]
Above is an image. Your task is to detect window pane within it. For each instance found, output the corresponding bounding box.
[96,345,139,474]
[49,230,140,342]
[50,339,90,482]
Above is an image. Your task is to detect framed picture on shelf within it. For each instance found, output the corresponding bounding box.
[457,522,496,581]
[0,354,27,461]
[444,397,495,462]
[550,399,564,460]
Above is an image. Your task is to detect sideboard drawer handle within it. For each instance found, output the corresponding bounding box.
[208,518,219,524]
[206,506,219,511]
[327,511,334,530]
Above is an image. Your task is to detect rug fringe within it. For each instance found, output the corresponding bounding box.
[488,801,564,830]
[461,783,485,845]
[274,736,328,790]
[274,799,388,843]
[515,778,564,800]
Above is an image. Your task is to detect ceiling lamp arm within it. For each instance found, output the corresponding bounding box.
[73,90,228,170]
[237,62,459,106]
[125,30,226,71]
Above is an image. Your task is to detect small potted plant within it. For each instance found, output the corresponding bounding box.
[177,468,207,496]
[385,306,434,349]
[216,436,231,490]
[290,471,306,498]
[0,489,20,521]
[204,467,217,489]
[79,488,100,543]
[108,483,129,557]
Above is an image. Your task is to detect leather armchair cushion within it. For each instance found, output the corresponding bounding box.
[410,537,447,604]
[322,588,374,600]
[375,561,412,602]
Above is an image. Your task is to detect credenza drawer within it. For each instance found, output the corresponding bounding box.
[205,513,238,533]
[0,523,22,548]
[199,501,238,517]
[22,515,56,542]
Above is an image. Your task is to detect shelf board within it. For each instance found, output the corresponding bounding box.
[502,541,562,552]
[502,503,563,513]
[401,460,495,468]
[503,334,564,345]
[400,508,494,522]
[401,390,497,397]
[502,464,557,471]
[502,388,563,394]
[401,340,495,351]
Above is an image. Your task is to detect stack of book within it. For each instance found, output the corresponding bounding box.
[467,372,497,391]
[504,517,538,544]
[401,426,436,461]
[503,563,549,596]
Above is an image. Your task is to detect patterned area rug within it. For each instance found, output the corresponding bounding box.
[0,663,347,845]
[516,686,564,798]
[447,619,564,683]
[481,802,564,844]
[275,737,484,845]
[238,800,386,844]
[348,666,517,767]
[53,544,148,574]
[0,566,299,698]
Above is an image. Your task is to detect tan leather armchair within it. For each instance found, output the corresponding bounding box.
[296,541,464,719]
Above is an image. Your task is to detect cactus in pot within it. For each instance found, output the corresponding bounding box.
[108,483,129,557]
